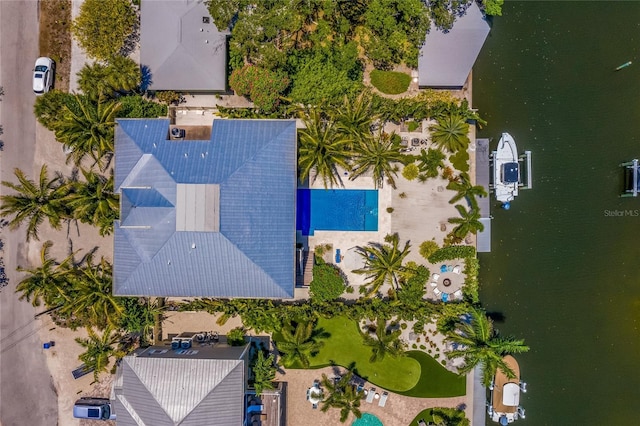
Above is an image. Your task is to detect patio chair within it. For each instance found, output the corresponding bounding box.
[312,403,318,409]
[431,273,440,281]
[313,380,320,389]
[378,391,389,407]
[433,288,442,296]
[366,387,376,403]
[430,281,438,287]
[453,265,461,274]
[453,290,463,299]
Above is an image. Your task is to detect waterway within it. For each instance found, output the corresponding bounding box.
[473,2,640,424]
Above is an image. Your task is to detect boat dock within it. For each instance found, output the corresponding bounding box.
[620,159,639,197]
[476,138,492,253]
[519,151,533,190]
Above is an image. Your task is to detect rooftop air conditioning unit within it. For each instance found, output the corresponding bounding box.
[171,127,185,139]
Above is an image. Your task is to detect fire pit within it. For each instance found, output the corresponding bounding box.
[442,278,452,287]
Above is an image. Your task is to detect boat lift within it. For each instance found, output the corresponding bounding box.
[620,159,639,197]
[489,151,533,191]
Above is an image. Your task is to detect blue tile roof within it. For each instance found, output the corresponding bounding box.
[114,119,297,298]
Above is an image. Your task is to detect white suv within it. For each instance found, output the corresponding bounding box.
[33,57,55,95]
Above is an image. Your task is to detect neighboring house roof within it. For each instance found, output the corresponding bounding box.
[114,119,297,298]
[418,2,490,88]
[140,0,228,91]
[112,345,247,425]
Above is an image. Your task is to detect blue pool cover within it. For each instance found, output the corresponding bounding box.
[297,189,378,236]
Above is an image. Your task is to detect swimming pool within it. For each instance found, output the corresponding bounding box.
[352,413,383,426]
[296,189,378,236]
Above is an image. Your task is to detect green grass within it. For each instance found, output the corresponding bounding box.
[370,69,411,95]
[310,316,420,391]
[273,316,466,397]
[398,351,466,397]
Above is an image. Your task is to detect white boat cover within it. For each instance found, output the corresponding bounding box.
[502,383,520,406]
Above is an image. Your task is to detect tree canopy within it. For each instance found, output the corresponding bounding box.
[71,0,136,61]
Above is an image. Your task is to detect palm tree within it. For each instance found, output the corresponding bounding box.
[78,55,140,99]
[447,172,488,210]
[53,95,121,168]
[445,308,530,386]
[349,132,404,189]
[252,350,277,396]
[15,241,77,308]
[320,369,364,423]
[430,113,470,153]
[0,165,70,241]
[431,407,470,426]
[63,169,119,235]
[448,205,484,239]
[75,325,125,381]
[362,317,405,362]
[275,320,325,368]
[298,109,353,188]
[333,91,376,141]
[62,255,123,329]
[353,233,411,296]
[416,148,446,179]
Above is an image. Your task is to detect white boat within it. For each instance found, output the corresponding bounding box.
[488,355,526,425]
[493,133,520,206]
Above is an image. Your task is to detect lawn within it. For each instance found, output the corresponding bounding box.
[310,316,420,392]
[399,351,466,398]
[370,69,412,95]
[274,316,466,396]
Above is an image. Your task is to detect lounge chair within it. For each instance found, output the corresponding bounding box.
[453,265,461,274]
[378,391,388,407]
[433,288,442,296]
[335,249,341,264]
[366,387,376,403]
[247,405,264,414]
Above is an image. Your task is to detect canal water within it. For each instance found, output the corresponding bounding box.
[473,1,640,425]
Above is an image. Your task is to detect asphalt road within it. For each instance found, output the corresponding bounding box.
[0,1,59,425]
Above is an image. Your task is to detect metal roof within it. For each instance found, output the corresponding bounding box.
[140,0,228,91]
[112,348,246,425]
[114,118,297,298]
[418,2,490,88]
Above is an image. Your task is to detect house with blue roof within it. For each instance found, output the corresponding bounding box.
[113,119,297,298]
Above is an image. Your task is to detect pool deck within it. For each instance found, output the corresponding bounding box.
[277,366,468,426]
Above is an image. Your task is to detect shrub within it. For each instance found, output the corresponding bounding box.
[229,65,289,113]
[118,95,167,119]
[34,90,79,131]
[428,246,476,264]
[402,163,420,181]
[400,323,408,330]
[419,345,426,350]
[387,207,394,213]
[227,327,246,346]
[71,0,136,61]
[370,69,411,95]
[419,240,439,260]
[156,91,182,105]
[310,263,346,302]
[450,150,470,172]
[407,120,420,132]
[442,166,455,181]
[412,343,418,349]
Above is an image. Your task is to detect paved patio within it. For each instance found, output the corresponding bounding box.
[276,366,468,426]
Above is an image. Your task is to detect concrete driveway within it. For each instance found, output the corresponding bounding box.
[0,1,59,425]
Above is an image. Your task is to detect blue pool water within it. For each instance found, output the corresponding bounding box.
[296,189,378,236]
[352,413,383,426]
